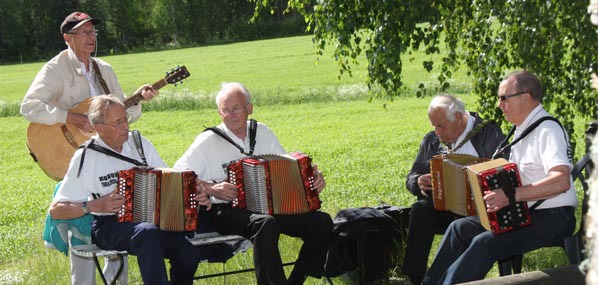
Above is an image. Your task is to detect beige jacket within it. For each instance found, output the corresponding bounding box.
[21,48,142,125]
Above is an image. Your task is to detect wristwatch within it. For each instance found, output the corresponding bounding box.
[82,201,89,214]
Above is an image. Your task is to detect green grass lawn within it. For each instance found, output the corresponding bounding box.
[0,35,577,284]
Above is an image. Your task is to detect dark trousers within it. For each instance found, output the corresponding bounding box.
[422,207,575,285]
[209,205,333,285]
[92,216,199,285]
[402,198,460,284]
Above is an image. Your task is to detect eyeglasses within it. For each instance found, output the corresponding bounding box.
[220,103,249,115]
[100,115,130,129]
[498,91,529,102]
[67,29,98,37]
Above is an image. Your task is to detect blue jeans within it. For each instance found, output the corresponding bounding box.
[422,206,575,285]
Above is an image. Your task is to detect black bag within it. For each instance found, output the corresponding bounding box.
[324,206,408,283]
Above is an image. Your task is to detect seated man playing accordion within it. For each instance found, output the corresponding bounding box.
[49,95,209,284]
[174,82,333,285]
[402,94,506,285]
[422,71,577,284]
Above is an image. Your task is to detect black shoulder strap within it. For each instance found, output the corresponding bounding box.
[76,137,145,178]
[248,119,257,155]
[492,116,566,210]
[492,117,562,159]
[203,119,258,155]
[132,130,148,166]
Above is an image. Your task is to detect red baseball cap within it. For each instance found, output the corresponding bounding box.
[60,12,101,34]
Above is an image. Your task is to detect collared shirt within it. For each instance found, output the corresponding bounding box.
[452,112,479,156]
[173,121,286,203]
[54,133,167,215]
[80,60,103,96]
[510,104,576,209]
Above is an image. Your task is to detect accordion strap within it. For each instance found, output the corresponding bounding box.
[132,130,148,166]
[496,169,524,230]
[492,117,566,210]
[76,134,146,178]
[204,119,257,156]
[492,116,563,159]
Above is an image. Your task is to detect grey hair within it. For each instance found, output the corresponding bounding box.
[87,95,124,125]
[214,82,251,108]
[428,94,465,122]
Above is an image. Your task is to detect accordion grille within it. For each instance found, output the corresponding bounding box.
[133,172,157,224]
[243,162,270,214]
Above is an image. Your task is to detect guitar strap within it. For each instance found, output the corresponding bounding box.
[91,59,111,95]
[76,132,147,178]
[203,119,257,156]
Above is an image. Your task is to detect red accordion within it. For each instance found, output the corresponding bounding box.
[116,167,198,232]
[466,159,532,235]
[224,152,321,215]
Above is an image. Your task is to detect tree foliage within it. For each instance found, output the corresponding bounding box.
[254,0,598,153]
[0,0,306,62]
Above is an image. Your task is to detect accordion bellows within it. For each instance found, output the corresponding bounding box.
[431,154,488,216]
[116,167,198,232]
[225,152,321,215]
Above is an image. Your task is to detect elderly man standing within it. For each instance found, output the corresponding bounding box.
[402,94,505,285]
[422,70,577,284]
[174,82,333,285]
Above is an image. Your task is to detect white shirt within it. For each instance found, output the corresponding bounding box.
[173,121,286,203]
[54,133,167,214]
[80,61,103,96]
[453,112,479,156]
[510,104,577,209]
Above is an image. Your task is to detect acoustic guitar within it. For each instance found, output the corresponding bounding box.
[26,66,190,181]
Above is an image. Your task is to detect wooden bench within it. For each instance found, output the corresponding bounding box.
[70,232,295,284]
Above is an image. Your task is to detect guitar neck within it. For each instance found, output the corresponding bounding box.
[123,79,168,109]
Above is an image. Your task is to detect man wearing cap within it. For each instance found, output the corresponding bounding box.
[21,11,158,136]
[21,12,158,284]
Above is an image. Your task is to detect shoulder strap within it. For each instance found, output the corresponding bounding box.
[248,119,257,155]
[492,117,562,159]
[492,116,566,210]
[76,138,145,178]
[203,119,258,156]
[451,119,489,152]
[91,59,111,95]
[132,130,148,166]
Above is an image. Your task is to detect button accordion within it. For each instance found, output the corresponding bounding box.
[430,154,488,217]
[224,152,321,215]
[466,159,532,235]
[116,167,199,232]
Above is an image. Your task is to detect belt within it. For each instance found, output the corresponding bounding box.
[211,203,232,210]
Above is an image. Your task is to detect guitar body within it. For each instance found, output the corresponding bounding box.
[25,66,190,181]
[27,99,93,181]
